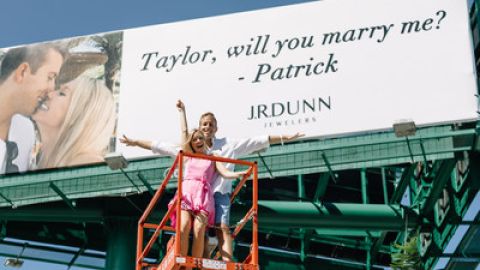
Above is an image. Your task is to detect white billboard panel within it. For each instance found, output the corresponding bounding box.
[118,0,478,158]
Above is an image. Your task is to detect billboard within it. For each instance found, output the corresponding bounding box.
[118,0,478,158]
[0,0,478,173]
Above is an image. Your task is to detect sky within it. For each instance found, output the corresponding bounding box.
[0,0,314,49]
[0,1,315,270]
[0,0,478,270]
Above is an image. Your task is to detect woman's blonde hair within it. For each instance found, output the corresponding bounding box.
[39,75,116,168]
[182,128,205,154]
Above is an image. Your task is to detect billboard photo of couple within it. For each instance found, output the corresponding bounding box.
[0,31,123,174]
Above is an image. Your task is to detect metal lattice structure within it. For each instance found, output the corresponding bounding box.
[0,122,478,270]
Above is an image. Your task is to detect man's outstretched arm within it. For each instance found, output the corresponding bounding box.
[268,132,305,145]
[234,132,305,157]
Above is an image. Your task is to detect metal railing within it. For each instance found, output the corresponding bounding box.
[136,151,259,270]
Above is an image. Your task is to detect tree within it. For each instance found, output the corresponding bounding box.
[391,234,423,270]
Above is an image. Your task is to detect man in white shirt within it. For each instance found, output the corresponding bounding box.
[121,103,303,261]
[0,43,65,173]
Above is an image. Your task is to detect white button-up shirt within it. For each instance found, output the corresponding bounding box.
[0,115,35,174]
[151,135,269,194]
[9,115,35,172]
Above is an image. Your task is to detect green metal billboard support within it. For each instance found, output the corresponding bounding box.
[381,168,388,204]
[361,168,369,204]
[297,174,308,264]
[105,218,136,270]
[361,168,371,270]
[297,174,305,201]
[366,235,372,270]
[257,201,418,230]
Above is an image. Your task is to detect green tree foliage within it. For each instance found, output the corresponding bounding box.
[391,235,423,270]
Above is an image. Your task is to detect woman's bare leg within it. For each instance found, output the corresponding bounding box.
[191,213,208,259]
[179,210,192,257]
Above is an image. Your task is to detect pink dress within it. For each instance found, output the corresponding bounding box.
[169,157,216,227]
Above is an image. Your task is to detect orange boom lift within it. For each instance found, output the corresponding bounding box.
[136,151,259,270]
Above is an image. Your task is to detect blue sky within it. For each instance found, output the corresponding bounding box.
[0,0,314,49]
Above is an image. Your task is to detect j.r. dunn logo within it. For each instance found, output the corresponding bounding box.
[247,96,331,120]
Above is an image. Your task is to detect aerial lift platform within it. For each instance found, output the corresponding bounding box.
[136,151,259,270]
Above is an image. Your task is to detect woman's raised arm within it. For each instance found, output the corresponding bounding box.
[177,100,189,145]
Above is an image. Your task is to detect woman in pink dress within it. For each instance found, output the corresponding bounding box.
[170,100,246,261]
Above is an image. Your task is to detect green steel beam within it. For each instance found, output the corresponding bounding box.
[0,125,471,208]
[301,229,311,263]
[257,152,274,179]
[313,229,382,237]
[313,173,330,202]
[371,231,388,261]
[256,126,469,158]
[366,235,372,270]
[419,139,429,172]
[297,174,307,262]
[119,168,141,193]
[104,218,136,270]
[304,173,330,263]
[405,137,415,163]
[49,182,75,210]
[137,172,155,196]
[321,152,337,183]
[0,201,418,232]
[390,164,416,204]
[361,168,368,204]
[0,192,13,207]
[371,168,390,260]
[421,159,456,215]
[360,168,371,270]
[426,156,480,265]
[297,174,306,200]
[256,201,419,230]
[0,208,104,223]
[67,245,86,270]
[381,168,388,204]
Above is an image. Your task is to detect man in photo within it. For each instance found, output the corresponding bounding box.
[0,43,65,173]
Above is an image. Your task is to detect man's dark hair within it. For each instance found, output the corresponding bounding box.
[0,42,66,83]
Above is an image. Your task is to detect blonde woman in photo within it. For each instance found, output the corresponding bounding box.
[32,75,115,169]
